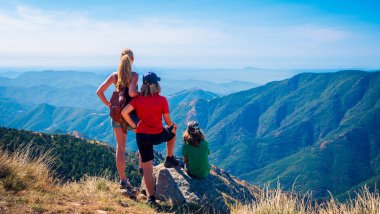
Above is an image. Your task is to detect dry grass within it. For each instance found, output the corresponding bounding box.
[1,148,379,214]
[0,147,54,192]
[0,149,155,214]
[59,176,156,213]
[232,184,380,214]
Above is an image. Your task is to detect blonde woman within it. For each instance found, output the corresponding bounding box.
[96,48,140,191]
[122,72,179,207]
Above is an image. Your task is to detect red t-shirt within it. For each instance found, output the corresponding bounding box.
[129,94,169,134]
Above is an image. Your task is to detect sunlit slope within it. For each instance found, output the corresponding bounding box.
[178,70,380,197]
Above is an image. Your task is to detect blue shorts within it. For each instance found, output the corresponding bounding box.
[111,113,140,130]
[111,120,122,128]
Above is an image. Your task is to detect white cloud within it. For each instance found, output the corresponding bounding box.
[0,5,378,68]
[0,6,225,66]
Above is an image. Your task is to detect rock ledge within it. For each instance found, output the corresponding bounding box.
[141,164,258,213]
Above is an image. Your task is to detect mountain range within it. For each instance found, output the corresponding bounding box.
[174,70,380,198]
[0,70,255,96]
[0,69,379,198]
[0,70,254,113]
[0,85,218,148]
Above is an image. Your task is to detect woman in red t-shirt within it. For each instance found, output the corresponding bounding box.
[121,72,179,207]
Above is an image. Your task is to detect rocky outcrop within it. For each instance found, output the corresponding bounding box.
[140,164,258,213]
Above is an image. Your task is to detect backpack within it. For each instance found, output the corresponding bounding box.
[109,85,131,133]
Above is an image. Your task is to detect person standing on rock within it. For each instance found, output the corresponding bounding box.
[182,121,210,178]
[96,48,142,192]
[121,71,180,207]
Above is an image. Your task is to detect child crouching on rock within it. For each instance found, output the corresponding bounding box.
[121,72,180,208]
[182,121,210,179]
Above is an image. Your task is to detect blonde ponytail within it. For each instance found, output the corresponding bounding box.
[116,55,132,91]
[121,48,134,61]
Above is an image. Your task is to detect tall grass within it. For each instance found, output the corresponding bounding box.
[0,148,154,213]
[0,146,54,192]
[1,145,379,214]
[233,184,380,214]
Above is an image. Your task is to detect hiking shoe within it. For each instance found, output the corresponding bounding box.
[147,196,160,209]
[120,179,133,191]
[120,179,138,199]
[122,189,136,200]
[164,155,180,168]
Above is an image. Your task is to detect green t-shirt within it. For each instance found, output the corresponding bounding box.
[182,140,210,178]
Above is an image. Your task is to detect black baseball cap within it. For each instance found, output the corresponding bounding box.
[143,72,161,84]
[187,121,200,134]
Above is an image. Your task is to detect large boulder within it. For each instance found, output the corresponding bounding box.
[140,163,258,213]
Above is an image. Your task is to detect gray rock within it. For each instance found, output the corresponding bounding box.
[140,164,258,213]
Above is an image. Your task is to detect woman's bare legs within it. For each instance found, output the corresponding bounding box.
[114,127,126,181]
[144,128,178,198]
[166,127,177,157]
[139,152,143,168]
[166,135,176,157]
[142,160,154,196]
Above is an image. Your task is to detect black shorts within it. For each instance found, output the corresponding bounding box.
[137,126,175,163]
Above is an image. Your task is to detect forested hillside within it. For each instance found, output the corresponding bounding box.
[173,70,380,198]
[0,127,140,185]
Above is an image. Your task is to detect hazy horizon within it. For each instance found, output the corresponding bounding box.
[1,66,379,85]
[1,0,379,69]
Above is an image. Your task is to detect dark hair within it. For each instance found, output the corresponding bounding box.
[183,130,205,147]
[183,121,205,147]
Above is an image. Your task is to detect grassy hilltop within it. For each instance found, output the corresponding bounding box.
[0,127,379,213]
[0,143,379,213]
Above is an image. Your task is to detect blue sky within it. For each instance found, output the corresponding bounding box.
[0,0,379,69]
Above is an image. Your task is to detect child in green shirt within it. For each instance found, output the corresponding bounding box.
[182,121,210,178]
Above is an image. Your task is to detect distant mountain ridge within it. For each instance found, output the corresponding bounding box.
[5,103,115,145]
[161,78,257,95]
[0,86,220,149]
[0,70,256,114]
[0,85,107,111]
[167,87,219,106]
[8,70,107,88]
[0,70,257,97]
[176,70,380,198]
